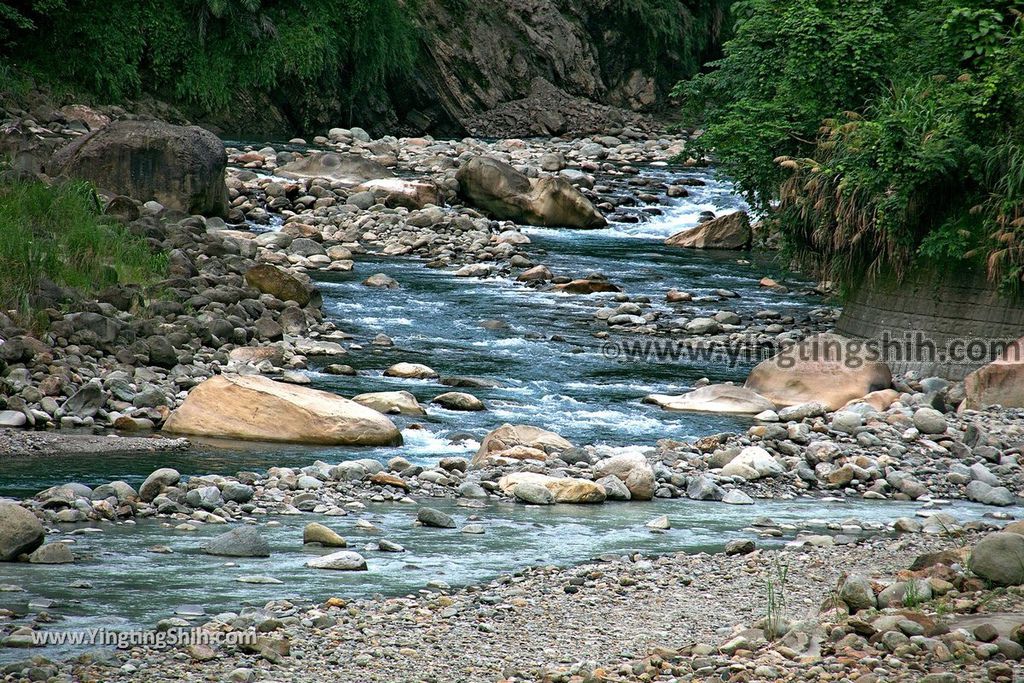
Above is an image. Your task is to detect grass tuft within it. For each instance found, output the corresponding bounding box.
[0,177,165,314]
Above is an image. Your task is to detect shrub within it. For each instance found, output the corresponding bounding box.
[678,0,1024,291]
[0,179,166,312]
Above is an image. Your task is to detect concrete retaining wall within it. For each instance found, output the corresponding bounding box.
[835,267,1024,379]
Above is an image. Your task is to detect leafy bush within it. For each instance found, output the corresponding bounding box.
[678,0,1024,290]
[0,179,166,312]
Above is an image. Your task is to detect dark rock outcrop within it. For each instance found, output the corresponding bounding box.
[47,120,228,216]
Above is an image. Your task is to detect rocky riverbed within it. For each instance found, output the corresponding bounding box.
[1,110,1023,682]
[9,530,1021,682]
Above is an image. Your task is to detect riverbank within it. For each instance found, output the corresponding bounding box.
[36,530,1020,682]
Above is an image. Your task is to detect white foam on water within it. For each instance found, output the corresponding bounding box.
[355,316,413,326]
[400,428,477,460]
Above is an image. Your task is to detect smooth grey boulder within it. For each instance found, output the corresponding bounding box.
[203,527,271,558]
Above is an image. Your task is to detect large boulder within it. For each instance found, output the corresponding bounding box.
[244,265,316,307]
[456,156,605,228]
[0,503,44,561]
[665,212,752,250]
[594,452,656,501]
[964,337,1024,409]
[970,532,1024,586]
[473,424,573,465]
[277,153,393,186]
[644,385,775,415]
[163,375,402,446]
[47,120,228,216]
[744,333,892,410]
[498,472,606,504]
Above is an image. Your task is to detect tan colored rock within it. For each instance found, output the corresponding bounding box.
[228,346,285,367]
[473,424,572,466]
[481,445,549,463]
[665,212,751,250]
[498,472,606,504]
[644,385,774,415]
[369,472,410,491]
[383,362,438,379]
[552,279,621,294]
[356,178,443,210]
[843,388,900,412]
[964,337,1024,409]
[456,156,606,228]
[594,452,655,501]
[352,390,426,416]
[163,375,402,446]
[278,153,393,186]
[744,333,892,410]
[303,522,347,547]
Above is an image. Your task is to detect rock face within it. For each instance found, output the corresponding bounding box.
[645,385,775,415]
[970,532,1024,586]
[47,120,228,216]
[456,156,605,228]
[665,212,752,250]
[964,337,1024,409]
[744,333,893,409]
[277,153,393,186]
[163,375,402,446]
[473,424,573,465]
[0,503,44,561]
[498,472,607,504]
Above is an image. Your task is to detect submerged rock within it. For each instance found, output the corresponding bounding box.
[28,542,74,564]
[417,507,456,529]
[352,390,427,416]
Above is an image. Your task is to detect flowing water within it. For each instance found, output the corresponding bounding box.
[0,163,982,660]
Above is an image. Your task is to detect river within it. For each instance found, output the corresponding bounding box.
[0,161,990,660]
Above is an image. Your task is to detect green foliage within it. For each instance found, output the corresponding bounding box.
[679,0,1024,290]
[0,0,418,128]
[0,178,165,312]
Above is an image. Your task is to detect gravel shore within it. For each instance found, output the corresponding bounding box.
[53,531,1009,683]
